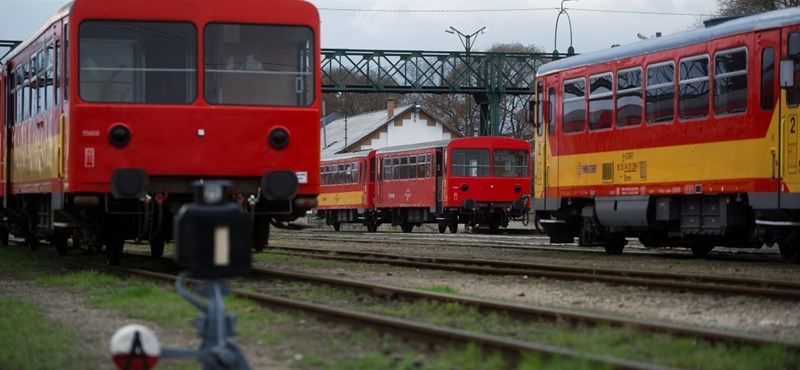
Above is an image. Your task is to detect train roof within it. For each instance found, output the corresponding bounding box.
[4,2,72,63]
[537,7,800,77]
[321,150,374,162]
[375,140,452,155]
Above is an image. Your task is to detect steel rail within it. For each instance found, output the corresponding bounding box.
[251,266,800,350]
[265,246,800,299]
[59,257,674,370]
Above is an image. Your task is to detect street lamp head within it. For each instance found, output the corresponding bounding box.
[445,28,455,34]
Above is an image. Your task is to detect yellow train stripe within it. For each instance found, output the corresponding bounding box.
[317,190,365,207]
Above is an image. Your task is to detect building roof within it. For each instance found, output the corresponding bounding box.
[320,104,460,157]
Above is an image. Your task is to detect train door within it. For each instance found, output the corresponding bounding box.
[780,28,800,207]
[435,148,443,214]
[534,80,559,211]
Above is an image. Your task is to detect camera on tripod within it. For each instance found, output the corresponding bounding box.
[174,180,252,278]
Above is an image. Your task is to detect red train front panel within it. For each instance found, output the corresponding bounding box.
[443,137,531,209]
[1,0,321,263]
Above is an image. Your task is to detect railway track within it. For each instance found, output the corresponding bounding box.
[59,255,682,370]
[264,245,800,300]
[278,228,784,262]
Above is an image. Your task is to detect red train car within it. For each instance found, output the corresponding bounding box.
[317,137,531,233]
[533,8,800,262]
[1,0,321,264]
[316,150,379,231]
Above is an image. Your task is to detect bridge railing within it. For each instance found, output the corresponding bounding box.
[321,49,567,95]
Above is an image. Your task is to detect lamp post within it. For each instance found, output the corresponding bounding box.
[446,26,487,136]
[554,0,576,56]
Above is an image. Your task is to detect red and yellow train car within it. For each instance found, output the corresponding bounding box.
[533,8,800,262]
[1,0,321,264]
[316,150,378,231]
[317,136,530,233]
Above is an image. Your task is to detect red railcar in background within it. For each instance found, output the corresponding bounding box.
[317,137,531,233]
[0,0,321,264]
[316,150,378,231]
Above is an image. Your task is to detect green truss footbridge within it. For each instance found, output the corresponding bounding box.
[322,49,568,136]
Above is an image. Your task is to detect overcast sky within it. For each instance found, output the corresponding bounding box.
[2,0,720,54]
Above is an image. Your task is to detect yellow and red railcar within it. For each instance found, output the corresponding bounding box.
[317,137,530,233]
[0,0,320,264]
[533,7,800,262]
[316,150,379,232]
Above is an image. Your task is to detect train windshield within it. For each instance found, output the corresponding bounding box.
[493,149,529,178]
[451,149,490,177]
[78,21,197,104]
[204,24,314,107]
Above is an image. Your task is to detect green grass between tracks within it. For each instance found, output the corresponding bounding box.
[0,246,607,370]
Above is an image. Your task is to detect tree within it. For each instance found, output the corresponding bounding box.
[717,0,800,16]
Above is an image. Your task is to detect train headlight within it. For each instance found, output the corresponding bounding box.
[460,183,469,192]
[269,127,289,149]
[108,124,131,148]
[515,184,522,193]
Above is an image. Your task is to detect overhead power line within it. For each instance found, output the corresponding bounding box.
[317,7,714,17]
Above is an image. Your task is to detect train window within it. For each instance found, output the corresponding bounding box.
[54,41,60,107]
[398,157,408,180]
[536,81,544,137]
[29,55,37,118]
[548,87,555,135]
[15,66,23,123]
[426,154,432,177]
[370,159,376,183]
[678,55,709,121]
[63,23,68,102]
[589,72,613,131]
[7,69,14,126]
[353,162,359,184]
[646,61,675,124]
[79,21,197,104]
[761,48,776,111]
[417,155,425,178]
[714,47,748,116]
[493,150,529,178]
[392,158,400,180]
[45,42,55,111]
[790,32,800,57]
[23,60,31,121]
[563,77,586,133]
[616,67,643,127]
[408,156,417,179]
[320,166,326,185]
[205,23,314,107]
[337,164,345,184]
[37,48,47,114]
[344,163,352,184]
[382,158,391,181]
[452,149,490,177]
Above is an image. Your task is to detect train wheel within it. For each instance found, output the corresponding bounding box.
[449,222,458,234]
[0,227,9,246]
[53,231,69,256]
[333,221,341,232]
[150,238,165,258]
[401,223,413,233]
[26,235,39,251]
[106,236,124,266]
[367,222,378,233]
[438,222,447,233]
[779,243,800,264]
[252,216,270,252]
[690,245,714,258]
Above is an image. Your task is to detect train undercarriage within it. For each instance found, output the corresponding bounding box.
[319,201,529,234]
[1,190,316,265]
[536,193,800,263]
